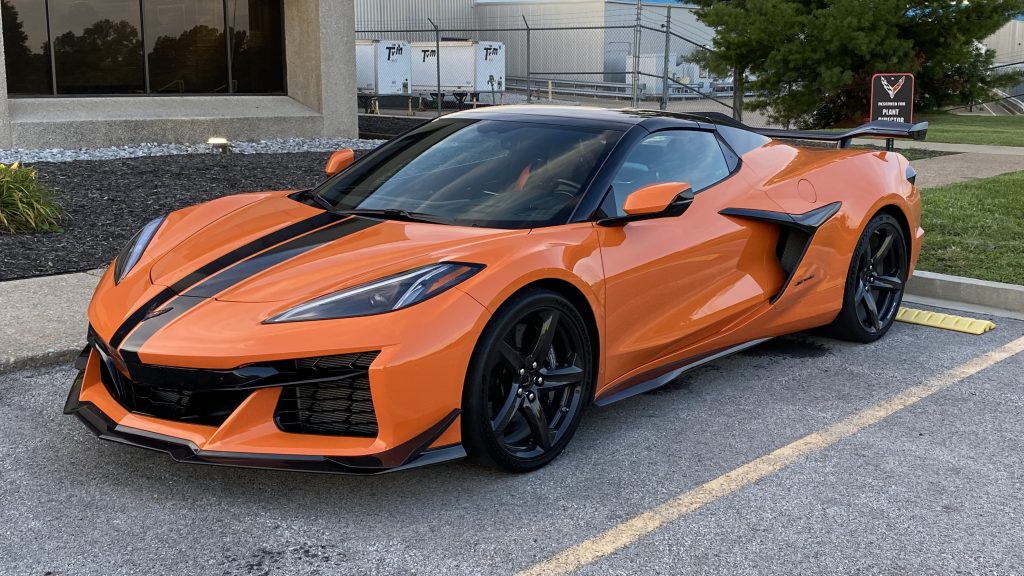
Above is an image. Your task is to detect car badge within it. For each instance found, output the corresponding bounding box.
[143,307,173,321]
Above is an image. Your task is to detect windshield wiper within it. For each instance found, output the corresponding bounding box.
[332,208,451,225]
[306,191,334,211]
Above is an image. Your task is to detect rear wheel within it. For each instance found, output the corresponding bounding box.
[462,289,593,473]
[829,213,907,342]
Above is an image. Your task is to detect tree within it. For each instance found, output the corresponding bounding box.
[691,0,1024,128]
[690,0,806,122]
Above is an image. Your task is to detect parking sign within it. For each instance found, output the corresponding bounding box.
[871,73,914,123]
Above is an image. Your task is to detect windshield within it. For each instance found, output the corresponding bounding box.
[315,119,623,228]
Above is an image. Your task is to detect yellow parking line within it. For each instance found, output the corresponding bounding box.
[517,335,1024,576]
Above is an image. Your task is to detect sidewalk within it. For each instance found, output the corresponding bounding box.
[909,152,1024,188]
[0,270,100,371]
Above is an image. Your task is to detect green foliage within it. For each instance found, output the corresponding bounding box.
[918,170,1024,285]
[691,0,1024,128]
[0,163,65,234]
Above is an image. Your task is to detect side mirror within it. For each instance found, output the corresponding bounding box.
[600,182,694,226]
[325,148,356,176]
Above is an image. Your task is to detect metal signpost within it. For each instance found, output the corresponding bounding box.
[870,73,915,151]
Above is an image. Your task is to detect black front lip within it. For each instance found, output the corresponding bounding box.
[64,368,465,475]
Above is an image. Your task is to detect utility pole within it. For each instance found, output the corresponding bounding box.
[660,6,672,111]
[524,16,532,103]
[428,18,442,114]
[632,0,642,107]
[732,64,743,122]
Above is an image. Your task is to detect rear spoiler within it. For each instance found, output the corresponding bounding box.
[754,121,929,148]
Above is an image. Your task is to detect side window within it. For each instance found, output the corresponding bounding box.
[607,130,731,216]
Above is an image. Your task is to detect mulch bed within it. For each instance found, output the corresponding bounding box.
[0,151,373,281]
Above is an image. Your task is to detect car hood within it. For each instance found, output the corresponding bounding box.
[148,194,525,303]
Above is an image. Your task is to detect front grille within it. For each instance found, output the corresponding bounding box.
[89,326,379,433]
[275,352,380,437]
[97,354,251,426]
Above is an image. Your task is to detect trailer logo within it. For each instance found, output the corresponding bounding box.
[385,44,403,61]
[870,73,914,124]
[484,46,500,61]
[421,49,436,62]
[880,75,905,99]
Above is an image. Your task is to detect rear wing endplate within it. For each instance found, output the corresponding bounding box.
[754,121,929,148]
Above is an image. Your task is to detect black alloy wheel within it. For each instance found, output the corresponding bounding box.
[830,213,908,342]
[463,289,593,472]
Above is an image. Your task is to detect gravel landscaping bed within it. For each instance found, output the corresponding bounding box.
[0,138,384,164]
[0,150,374,281]
[358,114,429,139]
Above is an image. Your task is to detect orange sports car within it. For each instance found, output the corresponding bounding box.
[65,107,926,473]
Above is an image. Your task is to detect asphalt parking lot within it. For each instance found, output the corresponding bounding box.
[2,306,1022,576]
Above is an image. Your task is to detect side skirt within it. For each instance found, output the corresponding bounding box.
[594,338,771,407]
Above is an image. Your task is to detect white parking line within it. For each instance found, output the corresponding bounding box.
[517,335,1024,576]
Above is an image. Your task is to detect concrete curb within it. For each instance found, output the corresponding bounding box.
[0,271,99,376]
[2,269,1022,374]
[907,270,1024,317]
[0,347,80,374]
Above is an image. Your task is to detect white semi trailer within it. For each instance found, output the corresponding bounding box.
[411,41,506,104]
[355,39,412,95]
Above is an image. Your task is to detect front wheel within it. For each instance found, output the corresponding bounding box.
[829,213,908,343]
[462,289,594,473]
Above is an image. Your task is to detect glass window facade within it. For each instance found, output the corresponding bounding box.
[2,0,53,94]
[1,0,284,96]
[228,0,283,93]
[144,0,227,93]
[50,0,146,94]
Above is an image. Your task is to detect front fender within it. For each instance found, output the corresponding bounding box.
[454,222,606,386]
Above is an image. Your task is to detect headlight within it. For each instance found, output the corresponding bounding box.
[113,216,165,285]
[265,262,483,323]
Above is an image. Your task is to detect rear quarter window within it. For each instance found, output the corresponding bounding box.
[716,125,771,156]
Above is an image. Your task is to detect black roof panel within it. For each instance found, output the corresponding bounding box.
[445,105,716,130]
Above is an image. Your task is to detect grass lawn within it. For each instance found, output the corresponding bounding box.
[917,113,1024,147]
[918,170,1024,285]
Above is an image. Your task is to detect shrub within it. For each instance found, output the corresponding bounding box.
[0,162,64,233]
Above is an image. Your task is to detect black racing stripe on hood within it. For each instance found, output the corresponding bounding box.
[168,211,345,294]
[118,296,205,358]
[108,211,344,351]
[183,217,379,298]
[115,216,383,357]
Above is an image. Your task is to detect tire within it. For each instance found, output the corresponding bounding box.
[462,289,594,473]
[829,213,908,343]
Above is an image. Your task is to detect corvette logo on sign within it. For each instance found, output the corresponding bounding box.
[880,76,905,99]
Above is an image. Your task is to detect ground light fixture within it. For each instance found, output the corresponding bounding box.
[207,137,231,154]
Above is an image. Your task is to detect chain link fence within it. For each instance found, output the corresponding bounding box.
[354,6,777,128]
